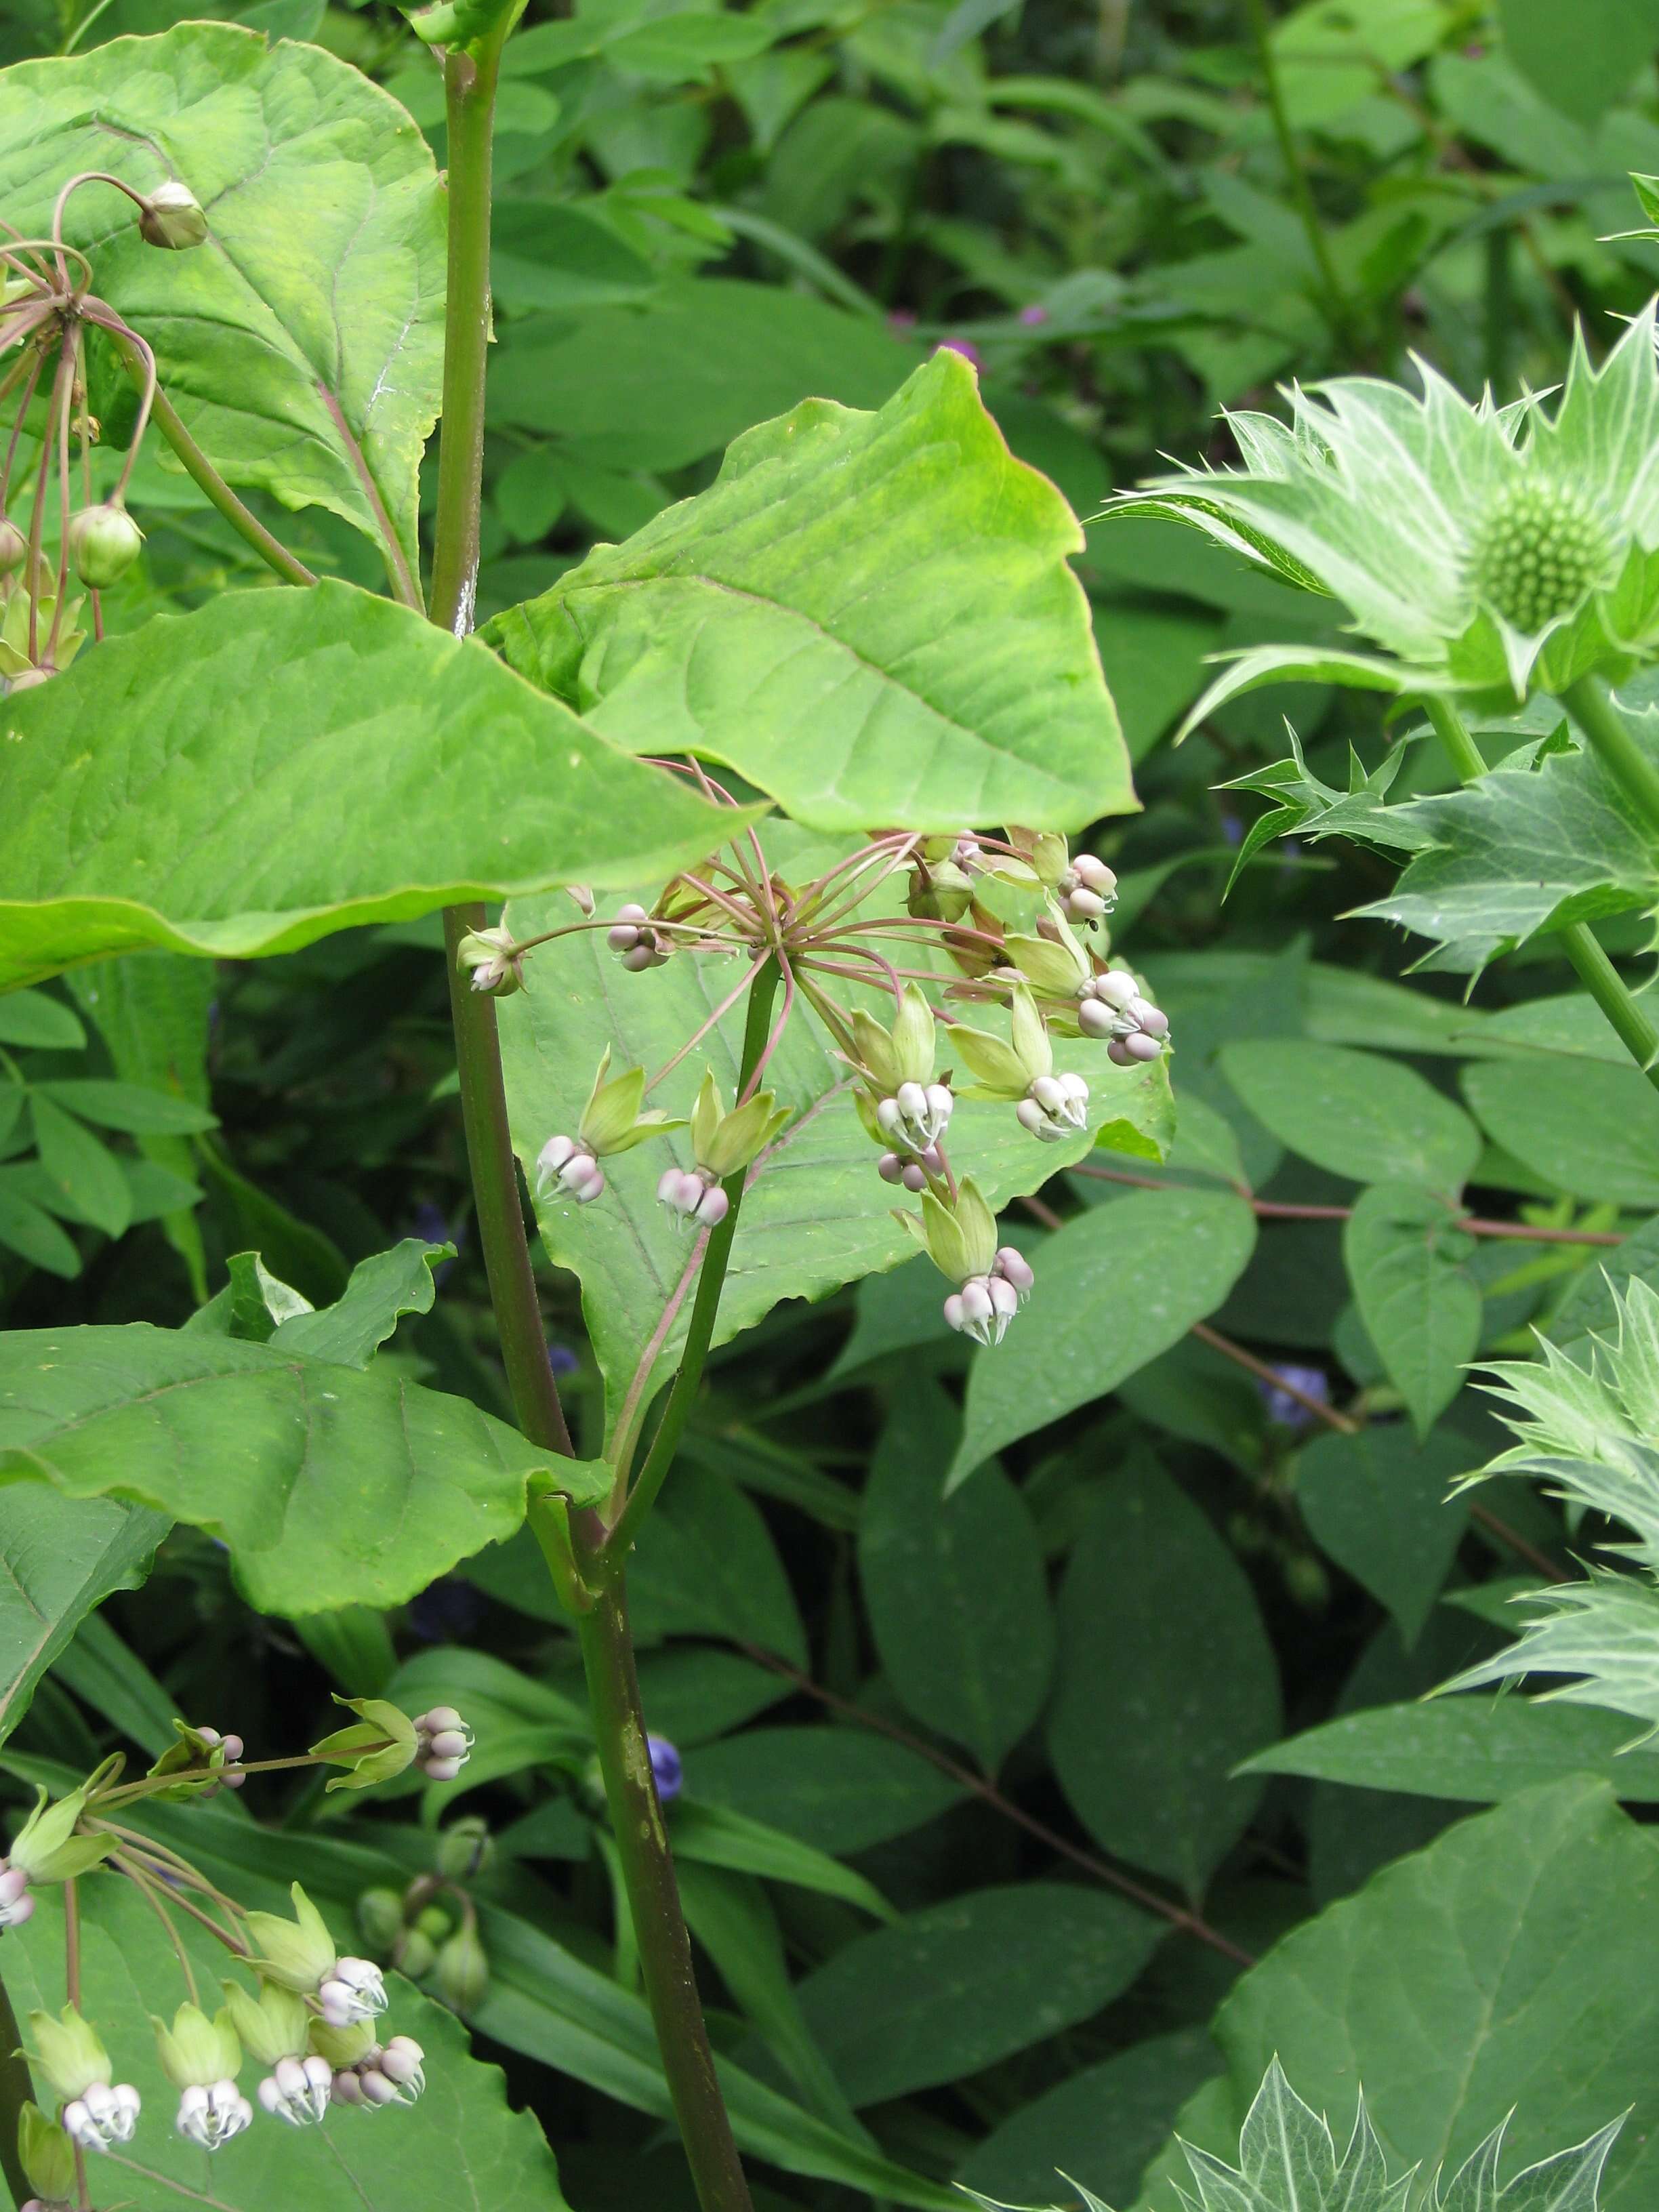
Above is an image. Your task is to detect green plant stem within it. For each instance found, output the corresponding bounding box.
[1426,692,1659,1092]
[104,327,319,589]
[606,956,781,1561]
[577,1580,753,2212]
[1242,0,1351,347]
[0,1969,32,2209]
[1564,673,1659,843]
[428,39,501,639]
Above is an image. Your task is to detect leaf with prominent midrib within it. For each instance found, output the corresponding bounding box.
[0,1488,167,1748]
[1342,1183,1482,1439]
[0,23,445,585]
[499,848,1172,1435]
[0,1324,607,1615]
[0,581,747,990]
[484,350,1132,834]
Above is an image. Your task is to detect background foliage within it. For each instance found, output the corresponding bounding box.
[7,0,1659,2208]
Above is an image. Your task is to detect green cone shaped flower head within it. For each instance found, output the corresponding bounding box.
[244,1882,337,1992]
[1114,304,1659,714]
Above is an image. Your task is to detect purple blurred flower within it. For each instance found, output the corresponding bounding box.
[1258,1364,1330,1429]
[1018,303,1050,327]
[647,1735,682,1803]
[933,336,983,370]
[887,308,918,334]
[548,1343,579,1378]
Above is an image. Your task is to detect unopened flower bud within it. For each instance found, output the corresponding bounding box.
[434,1924,489,2014]
[566,884,596,917]
[607,902,649,951]
[379,2036,426,2094]
[0,518,26,573]
[355,1887,405,1953]
[318,1957,388,2028]
[413,1706,474,1780]
[139,179,208,249]
[153,2001,241,2093]
[18,2102,75,2204]
[993,1246,1034,1297]
[648,1735,683,1803]
[535,1133,605,1204]
[1108,1033,1164,1066]
[455,926,523,998]
[943,1271,1017,1347]
[393,1928,437,1980]
[61,2081,139,2154]
[1018,1069,1088,1140]
[437,1814,495,1881]
[66,501,143,589]
[0,1862,33,1927]
[258,2053,333,2127]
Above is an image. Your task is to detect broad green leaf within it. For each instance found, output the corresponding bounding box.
[829,1252,957,1378]
[1242,1696,1659,1801]
[0,23,445,581]
[859,1378,1053,1771]
[628,1457,806,1663]
[0,1490,166,1747]
[681,1725,968,1854]
[1185,1780,1659,2209]
[27,1093,131,1237]
[1359,720,1659,972]
[489,276,917,470]
[1498,0,1659,123]
[0,1878,574,2212]
[499,851,1171,1437]
[957,2029,1222,2209]
[633,1646,790,1745]
[270,1237,453,1368]
[1048,1460,1279,1898]
[949,1189,1257,1485]
[794,1884,1165,2107]
[0,1180,81,1277]
[1460,1060,1659,1206]
[1342,1183,1482,1437]
[1551,1214,1659,1343]
[1221,1042,1481,1195]
[30,1079,216,1134]
[0,582,745,990]
[188,1248,314,1342]
[0,989,85,1048]
[52,1610,179,1757]
[670,1798,895,1919]
[1296,1424,1471,1645]
[0,1324,607,1615]
[485,352,1130,834]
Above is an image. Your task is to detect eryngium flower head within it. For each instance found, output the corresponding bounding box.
[1112,305,1659,710]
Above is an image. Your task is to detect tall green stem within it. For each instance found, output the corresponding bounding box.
[1564,674,1659,844]
[577,1582,754,2212]
[1425,693,1659,1091]
[430,35,750,2212]
[607,956,781,1559]
[1243,0,1351,348]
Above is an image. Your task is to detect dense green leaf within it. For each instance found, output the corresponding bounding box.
[0,1324,607,1614]
[0,583,745,989]
[28,1093,132,1238]
[681,1725,968,1854]
[0,1877,575,2212]
[670,1798,895,1918]
[0,1489,166,1746]
[1296,1424,1471,1644]
[1498,0,1659,123]
[1460,1059,1659,1206]
[1552,1214,1659,1343]
[486,352,1131,834]
[1342,1184,1482,1437]
[1177,1782,1659,2210]
[1221,1042,1481,1195]
[950,1189,1257,1484]
[859,1380,1053,1770]
[0,23,446,579]
[0,989,85,1049]
[30,1078,216,1134]
[1049,1460,1280,1898]
[1242,1696,1659,1801]
[501,846,1171,1437]
[270,1237,453,1368]
[794,1884,1165,2106]
[628,1458,807,1662]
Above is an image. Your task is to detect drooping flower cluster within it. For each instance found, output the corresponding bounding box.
[465,800,1169,1351]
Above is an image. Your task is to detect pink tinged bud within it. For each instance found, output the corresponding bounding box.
[878,1152,905,1185]
[988,1276,1019,1322]
[1071,855,1117,895]
[925,1083,954,1124]
[943,1292,965,1333]
[359,2069,399,2107]
[960,1280,994,1328]
[139,179,208,249]
[608,923,641,951]
[331,2069,366,2106]
[1092,970,1138,1010]
[1130,1002,1169,1039]
[693,1184,729,1227]
[896,1080,927,1122]
[537,1134,575,1176]
[176,2081,251,2150]
[1124,1031,1164,1062]
[1065,887,1106,921]
[1029,1075,1066,1114]
[615,903,649,925]
[4,1889,36,1927]
[901,1162,927,1193]
[994,1247,1034,1295]
[64,2083,140,2152]
[620,943,656,971]
[0,1863,30,1907]
[422,1757,464,1782]
[380,2037,425,2092]
[1078,998,1115,1039]
[1016,1097,1052,1137]
[427,1730,469,1761]
[1107,1038,1132,1067]
[417,1708,463,1732]
[875,1097,903,1139]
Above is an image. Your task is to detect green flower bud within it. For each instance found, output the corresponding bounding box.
[688,1070,789,1181]
[577,1047,684,1158]
[8,1763,119,1886]
[434,1924,489,2015]
[414,1901,455,1941]
[897,1177,998,1287]
[307,2017,377,2070]
[146,1719,233,1800]
[138,179,209,250]
[907,859,974,923]
[849,983,936,1095]
[435,1815,494,1881]
[219,1978,310,2066]
[454,925,523,998]
[66,501,144,590]
[153,2003,241,2092]
[310,1695,417,1794]
[394,1927,437,1980]
[1002,926,1089,1002]
[25,2007,111,2103]
[18,2102,75,2203]
[355,1885,406,1952]
[243,1882,337,1993]
[0,518,25,574]
[945,985,1054,1102]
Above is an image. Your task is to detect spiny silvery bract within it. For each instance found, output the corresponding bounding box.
[1440,1278,1659,1734]
[965,2060,1620,2212]
[1112,305,1659,714]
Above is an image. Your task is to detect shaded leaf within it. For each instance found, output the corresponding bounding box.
[1342,1183,1482,1437]
[1296,1422,1471,1644]
[1221,1042,1481,1195]
[1242,1695,1659,1802]
[0,1490,167,1747]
